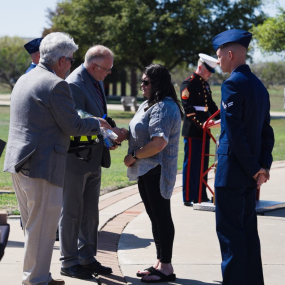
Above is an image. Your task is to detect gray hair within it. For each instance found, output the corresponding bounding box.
[84,45,114,67]
[39,32,78,65]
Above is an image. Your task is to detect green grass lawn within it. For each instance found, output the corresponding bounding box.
[101,110,136,189]
[211,85,285,112]
[0,107,284,214]
[0,83,11,94]
[0,107,10,189]
[0,193,20,215]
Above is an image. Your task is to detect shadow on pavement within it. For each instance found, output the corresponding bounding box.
[263,208,285,218]
[119,232,153,250]
[97,231,153,252]
[6,240,24,248]
[125,275,222,285]
[98,273,126,284]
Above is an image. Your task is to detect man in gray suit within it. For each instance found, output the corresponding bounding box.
[4,33,111,285]
[59,45,127,280]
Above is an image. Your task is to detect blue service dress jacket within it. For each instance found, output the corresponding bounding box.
[215,64,274,188]
[25,62,37,73]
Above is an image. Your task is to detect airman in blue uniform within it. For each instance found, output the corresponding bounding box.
[180,54,220,206]
[212,29,275,285]
[24,38,42,73]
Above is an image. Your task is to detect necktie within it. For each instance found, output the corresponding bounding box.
[94,81,105,111]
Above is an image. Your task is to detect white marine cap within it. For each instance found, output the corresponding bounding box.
[198,53,218,73]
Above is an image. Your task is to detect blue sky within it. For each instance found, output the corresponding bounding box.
[0,0,58,38]
[0,0,284,62]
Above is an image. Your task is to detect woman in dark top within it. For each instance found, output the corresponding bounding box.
[124,64,183,283]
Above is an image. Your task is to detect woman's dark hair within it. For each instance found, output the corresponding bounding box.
[144,64,184,116]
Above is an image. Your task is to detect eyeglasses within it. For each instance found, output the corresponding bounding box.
[61,56,75,65]
[141,79,150,86]
[66,57,75,65]
[94,63,112,73]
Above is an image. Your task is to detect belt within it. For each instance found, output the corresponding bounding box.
[194,106,208,112]
[70,135,98,142]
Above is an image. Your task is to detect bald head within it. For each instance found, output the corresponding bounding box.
[221,43,247,59]
[84,45,114,67]
[30,51,40,64]
[83,45,114,81]
[216,43,247,73]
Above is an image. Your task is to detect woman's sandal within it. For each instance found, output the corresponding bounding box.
[141,269,176,283]
[136,266,155,277]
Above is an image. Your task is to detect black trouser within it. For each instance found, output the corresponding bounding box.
[138,165,175,263]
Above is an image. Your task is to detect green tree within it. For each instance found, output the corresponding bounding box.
[44,0,266,71]
[250,62,285,88]
[251,8,285,53]
[0,36,30,90]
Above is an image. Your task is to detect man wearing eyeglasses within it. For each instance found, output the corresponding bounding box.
[4,33,112,285]
[59,45,127,280]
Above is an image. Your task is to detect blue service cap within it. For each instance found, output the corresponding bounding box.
[24,38,43,54]
[212,29,252,51]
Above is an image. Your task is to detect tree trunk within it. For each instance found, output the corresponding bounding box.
[130,68,137,97]
[104,82,109,96]
[112,81,117,96]
[121,69,127,96]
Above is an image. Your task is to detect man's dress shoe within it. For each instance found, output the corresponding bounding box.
[82,260,113,275]
[60,264,93,279]
[48,279,65,285]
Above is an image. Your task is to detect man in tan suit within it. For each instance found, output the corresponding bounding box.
[4,32,110,285]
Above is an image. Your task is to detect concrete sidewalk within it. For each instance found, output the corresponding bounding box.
[1,161,285,284]
[119,161,285,285]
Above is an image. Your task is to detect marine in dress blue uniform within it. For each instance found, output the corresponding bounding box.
[212,29,275,285]
[24,38,42,73]
[181,54,220,206]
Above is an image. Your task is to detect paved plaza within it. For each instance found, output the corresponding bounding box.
[1,161,285,284]
[1,96,285,284]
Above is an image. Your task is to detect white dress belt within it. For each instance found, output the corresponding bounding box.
[194,106,208,112]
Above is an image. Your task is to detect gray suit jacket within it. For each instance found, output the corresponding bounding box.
[4,63,100,187]
[65,64,110,173]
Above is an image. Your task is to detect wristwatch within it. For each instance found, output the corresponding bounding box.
[131,150,138,160]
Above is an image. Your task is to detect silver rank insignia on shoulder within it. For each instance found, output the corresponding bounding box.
[222,101,234,110]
